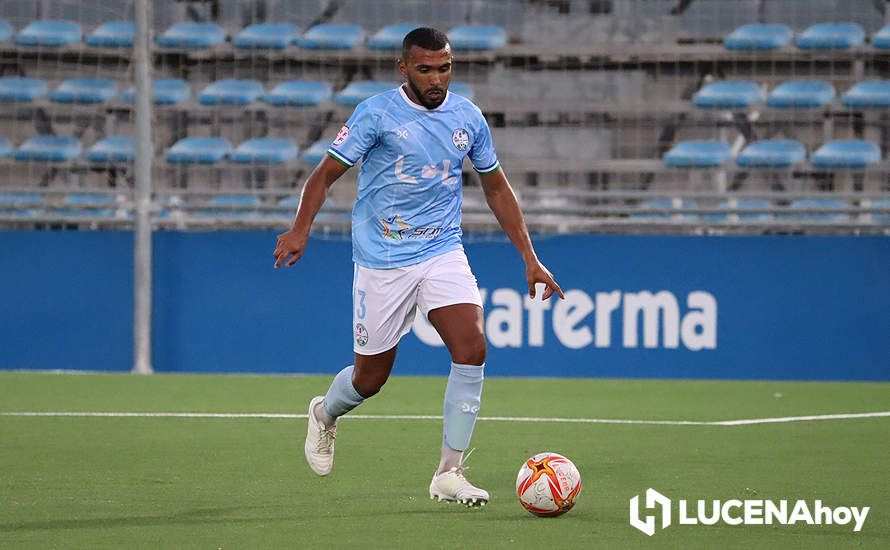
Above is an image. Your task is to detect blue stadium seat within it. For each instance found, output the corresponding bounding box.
[262,80,332,106]
[796,22,865,50]
[198,195,261,218]
[86,21,134,48]
[233,23,299,49]
[298,24,364,49]
[0,21,13,42]
[874,24,890,49]
[368,23,421,50]
[632,198,699,221]
[123,78,190,105]
[62,193,118,217]
[50,78,118,104]
[198,80,264,105]
[811,140,881,169]
[231,138,298,164]
[0,77,48,102]
[868,198,890,223]
[16,20,82,47]
[841,80,890,109]
[736,140,807,168]
[0,136,12,157]
[449,82,475,101]
[447,25,507,50]
[664,141,732,168]
[715,199,773,222]
[14,136,82,162]
[767,80,835,108]
[86,136,136,163]
[693,81,763,109]
[278,196,299,208]
[0,192,43,217]
[300,138,329,165]
[724,23,792,50]
[165,137,232,164]
[156,22,225,48]
[335,81,397,106]
[786,198,848,222]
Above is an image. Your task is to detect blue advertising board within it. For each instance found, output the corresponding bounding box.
[0,231,887,380]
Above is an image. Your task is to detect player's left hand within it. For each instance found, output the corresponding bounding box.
[526,260,564,300]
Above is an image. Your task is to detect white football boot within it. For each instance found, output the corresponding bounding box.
[429,453,489,507]
[304,395,337,476]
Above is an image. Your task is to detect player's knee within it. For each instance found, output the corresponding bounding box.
[353,372,388,398]
[451,339,486,366]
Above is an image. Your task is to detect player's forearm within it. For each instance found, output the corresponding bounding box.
[481,173,538,264]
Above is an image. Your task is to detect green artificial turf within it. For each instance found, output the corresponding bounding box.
[0,373,887,549]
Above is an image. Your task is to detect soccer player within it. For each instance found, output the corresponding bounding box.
[273,27,563,507]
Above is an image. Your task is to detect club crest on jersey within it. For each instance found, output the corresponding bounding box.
[354,323,368,347]
[452,128,469,151]
[333,125,350,146]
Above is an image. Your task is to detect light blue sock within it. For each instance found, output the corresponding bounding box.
[323,365,365,418]
[443,362,484,451]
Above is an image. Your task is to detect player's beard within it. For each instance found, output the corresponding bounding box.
[406,78,446,109]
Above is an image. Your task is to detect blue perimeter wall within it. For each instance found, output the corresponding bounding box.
[0,231,887,381]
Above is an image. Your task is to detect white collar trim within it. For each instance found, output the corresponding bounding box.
[399,84,450,111]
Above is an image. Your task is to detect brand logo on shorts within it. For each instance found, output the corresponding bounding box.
[333,125,350,146]
[354,323,368,347]
[380,215,445,241]
[452,128,469,151]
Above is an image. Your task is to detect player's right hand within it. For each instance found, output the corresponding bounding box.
[273,229,308,269]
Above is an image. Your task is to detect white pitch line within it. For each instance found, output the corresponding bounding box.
[1,411,888,426]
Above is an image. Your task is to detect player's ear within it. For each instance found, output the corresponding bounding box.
[397,58,408,78]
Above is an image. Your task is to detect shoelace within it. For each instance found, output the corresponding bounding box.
[451,447,477,480]
[316,427,336,454]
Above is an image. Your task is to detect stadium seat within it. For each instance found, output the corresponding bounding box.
[736,140,807,168]
[335,81,397,106]
[86,136,136,163]
[449,82,475,101]
[62,193,118,217]
[230,138,298,164]
[50,78,118,104]
[16,20,82,47]
[810,140,881,169]
[14,135,82,162]
[714,198,773,222]
[0,136,12,157]
[165,137,232,164]
[692,81,764,109]
[0,192,43,217]
[786,198,848,222]
[796,22,865,50]
[841,80,890,109]
[867,198,890,223]
[156,22,225,48]
[300,138,329,165]
[723,23,792,50]
[0,20,13,42]
[298,24,364,49]
[262,80,332,106]
[122,78,191,105]
[664,141,732,168]
[233,23,299,49]
[0,77,48,103]
[767,80,835,108]
[278,196,299,208]
[632,198,699,221]
[197,195,262,218]
[447,25,507,50]
[86,21,134,48]
[198,80,264,105]
[368,23,421,50]
[873,24,890,49]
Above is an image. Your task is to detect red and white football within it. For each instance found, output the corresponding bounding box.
[515,452,582,517]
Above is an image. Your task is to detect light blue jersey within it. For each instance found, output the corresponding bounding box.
[327,86,499,269]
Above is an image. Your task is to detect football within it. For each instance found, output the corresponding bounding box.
[515,452,582,517]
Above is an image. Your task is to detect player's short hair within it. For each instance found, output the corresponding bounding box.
[402,27,450,59]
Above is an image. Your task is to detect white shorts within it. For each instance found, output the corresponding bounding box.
[352,248,483,355]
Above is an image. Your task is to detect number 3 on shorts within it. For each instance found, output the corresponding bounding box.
[355,289,367,320]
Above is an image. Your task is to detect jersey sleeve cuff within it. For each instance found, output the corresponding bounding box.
[473,160,500,174]
[327,149,355,167]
